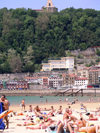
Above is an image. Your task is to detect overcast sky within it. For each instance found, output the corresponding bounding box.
[0,0,100,11]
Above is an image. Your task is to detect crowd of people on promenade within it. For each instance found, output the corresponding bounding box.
[0,95,100,133]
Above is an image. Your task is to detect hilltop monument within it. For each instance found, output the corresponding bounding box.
[42,0,58,12]
[33,0,58,13]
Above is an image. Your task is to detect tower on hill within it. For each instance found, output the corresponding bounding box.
[42,0,58,13]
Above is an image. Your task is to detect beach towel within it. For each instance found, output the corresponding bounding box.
[0,102,5,130]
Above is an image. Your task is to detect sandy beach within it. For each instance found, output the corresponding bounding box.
[10,101,100,112]
[2,101,100,133]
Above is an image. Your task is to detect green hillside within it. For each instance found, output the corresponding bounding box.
[0,8,100,73]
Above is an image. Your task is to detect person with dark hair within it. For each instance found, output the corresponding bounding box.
[0,95,10,129]
[0,95,6,130]
[3,97,10,129]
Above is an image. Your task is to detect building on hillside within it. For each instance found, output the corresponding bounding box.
[42,0,58,12]
[77,67,90,78]
[41,57,74,71]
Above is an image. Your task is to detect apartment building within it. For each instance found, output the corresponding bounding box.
[48,76,63,89]
[74,77,88,87]
[41,57,74,71]
[89,69,100,85]
[77,67,90,78]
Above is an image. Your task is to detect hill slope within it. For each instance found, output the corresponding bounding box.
[0,8,100,73]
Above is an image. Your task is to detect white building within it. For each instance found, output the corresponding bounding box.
[74,77,88,89]
[41,57,74,71]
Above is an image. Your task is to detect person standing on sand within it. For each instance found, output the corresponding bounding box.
[3,97,10,129]
[21,99,25,111]
[0,95,10,129]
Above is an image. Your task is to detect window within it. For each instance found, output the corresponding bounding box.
[49,3,51,6]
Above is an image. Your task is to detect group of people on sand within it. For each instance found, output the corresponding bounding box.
[16,103,100,133]
[1,96,99,133]
[0,94,10,129]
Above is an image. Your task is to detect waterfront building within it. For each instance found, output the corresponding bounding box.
[74,77,88,88]
[42,77,49,86]
[42,76,63,89]
[6,81,29,90]
[0,81,3,89]
[89,69,100,85]
[41,57,74,71]
[25,76,42,84]
[48,76,63,89]
[41,77,49,89]
[65,74,77,87]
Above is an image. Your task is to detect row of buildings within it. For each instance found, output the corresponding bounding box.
[0,56,100,90]
[0,81,29,90]
[25,58,100,89]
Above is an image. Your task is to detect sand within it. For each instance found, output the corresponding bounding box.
[2,101,100,133]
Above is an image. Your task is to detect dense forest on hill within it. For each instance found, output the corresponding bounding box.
[0,7,100,73]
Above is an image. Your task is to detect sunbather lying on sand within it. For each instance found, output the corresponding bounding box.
[86,112,98,120]
[26,118,55,130]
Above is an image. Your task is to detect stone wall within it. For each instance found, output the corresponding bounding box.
[0,73,29,81]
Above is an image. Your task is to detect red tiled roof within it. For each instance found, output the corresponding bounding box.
[76,77,88,80]
[69,74,76,78]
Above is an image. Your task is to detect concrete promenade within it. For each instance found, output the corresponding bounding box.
[0,88,100,96]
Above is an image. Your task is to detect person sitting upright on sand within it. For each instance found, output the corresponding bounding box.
[56,105,63,114]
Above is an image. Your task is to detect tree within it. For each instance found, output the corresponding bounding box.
[23,46,34,72]
[7,49,22,73]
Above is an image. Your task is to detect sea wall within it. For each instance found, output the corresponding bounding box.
[0,89,100,96]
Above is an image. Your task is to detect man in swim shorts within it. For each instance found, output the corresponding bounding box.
[0,95,10,128]
[21,99,25,111]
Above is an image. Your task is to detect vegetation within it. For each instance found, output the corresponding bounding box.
[0,7,100,73]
